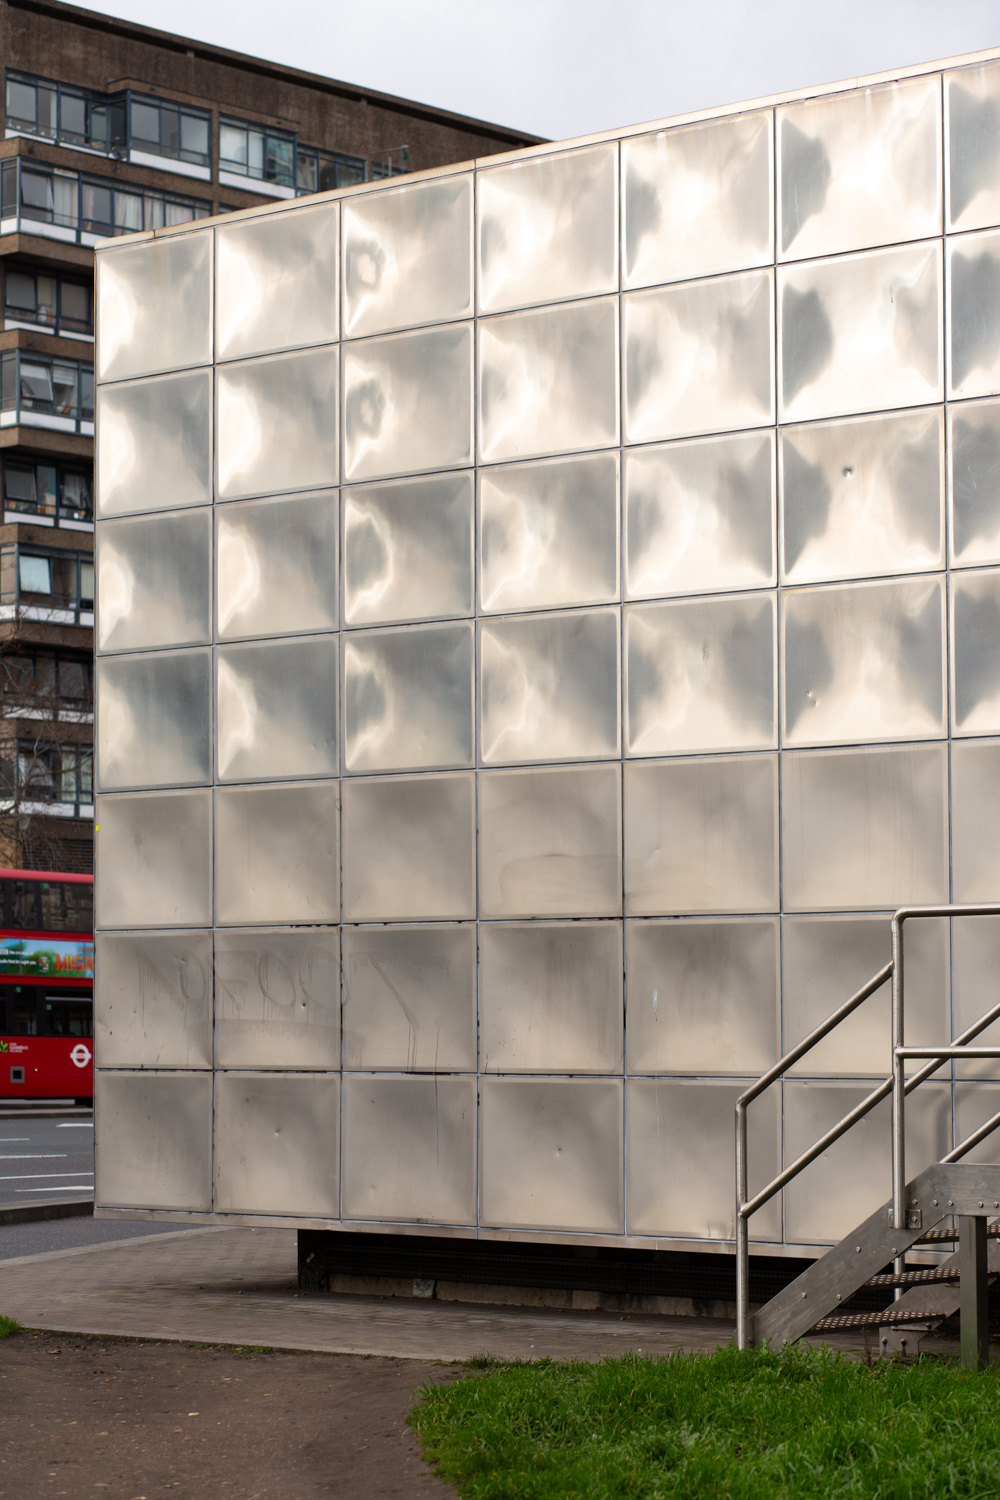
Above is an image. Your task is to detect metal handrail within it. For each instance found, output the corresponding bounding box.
[735,902,1000,1349]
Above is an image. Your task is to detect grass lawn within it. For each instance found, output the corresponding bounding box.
[0,1316,21,1338]
[409,1344,1000,1499]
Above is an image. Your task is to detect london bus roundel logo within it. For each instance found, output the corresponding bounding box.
[70,1044,92,1069]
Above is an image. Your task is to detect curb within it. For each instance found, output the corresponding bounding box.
[0,1198,93,1226]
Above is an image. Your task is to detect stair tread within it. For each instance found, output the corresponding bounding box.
[866,1266,960,1288]
[812,1305,947,1332]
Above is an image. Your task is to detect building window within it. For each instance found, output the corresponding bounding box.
[128,95,211,168]
[4,71,125,155]
[2,458,92,522]
[11,741,93,807]
[1,653,92,714]
[0,544,94,619]
[295,146,365,195]
[219,118,295,187]
[0,159,211,243]
[4,266,92,336]
[0,351,93,428]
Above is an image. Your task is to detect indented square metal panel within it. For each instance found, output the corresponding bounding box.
[624,432,775,601]
[623,111,772,289]
[216,347,339,500]
[949,398,1000,568]
[95,790,211,929]
[624,755,778,915]
[479,608,620,765]
[97,370,211,518]
[477,144,618,313]
[216,492,339,641]
[946,61,1000,233]
[780,409,944,585]
[479,922,623,1073]
[949,229,1000,399]
[96,509,211,655]
[343,622,474,773]
[95,1071,212,1211]
[777,76,941,260]
[215,781,340,925]
[215,1072,340,1216]
[479,764,622,919]
[782,744,949,910]
[623,270,774,445]
[216,200,339,361]
[341,924,477,1071]
[626,1080,780,1240]
[952,568,1000,734]
[97,231,212,382]
[625,917,779,1076]
[341,1074,476,1224]
[343,323,473,482]
[480,1077,623,1233]
[955,1082,1000,1160]
[216,636,339,781]
[952,740,1000,902]
[344,173,472,337]
[953,916,1000,1080]
[779,243,942,423]
[782,916,949,1076]
[343,472,473,627]
[625,593,776,756]
[781,577,946,747]
[479,453,619,614]
[214,927,341,1069]
[97,649,212,791]
[478,298,619,463]
[95,930,212,1069]
[341,772,475,921]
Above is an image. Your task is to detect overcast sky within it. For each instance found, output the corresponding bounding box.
[89,0,1000,141]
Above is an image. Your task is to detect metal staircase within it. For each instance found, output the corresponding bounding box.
[736,904,1000,1368]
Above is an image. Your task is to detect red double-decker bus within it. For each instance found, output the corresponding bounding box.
[0,869,93,1103]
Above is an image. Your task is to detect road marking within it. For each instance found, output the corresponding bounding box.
[0,1155,67,1160]
[56,1123,93,1129]
[0,1138,29,1142]
[0,1171,93,1180]
[16,1185,94,1193]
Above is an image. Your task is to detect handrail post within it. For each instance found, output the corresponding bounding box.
[735,1098,750,1349]
[891,912,906,1235]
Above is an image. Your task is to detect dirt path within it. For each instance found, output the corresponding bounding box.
[0,1332,457,1499]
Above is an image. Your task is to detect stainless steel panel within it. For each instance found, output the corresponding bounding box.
[624,755,778,915]
[97,509,211,654]
[478,144,617,313]
[623,112,772,289]
[214,1072,340,1215]
[341,772,475,921]
[626,1080,780,1240]
[95,1071,211,1211]
[479,763,621,919]
[782,744,949,910]
[215,781,340,925]
[952,740,1000,902]
[479,922,623,1073]
[216,348,339,500]
[624,431,775,600]
[341,1074,476,1224]
[949,229,1000,400]
[782,916,949,1075]
[953,569,1000,735]
[97,649,211,790]
[947,61,1000,232]
[216,637,339,781]
[782,577,946,747]
[625,917,779,1076]
[95,790,211,929]
[95,930,212,1069]
[343,622,474,773]
[341,925,476,1071]
[97,370,211,518]
[480,1078,623,1234]
[783,1081,951,1244]
[479,453,619,614]
[781,409,944,584]
[216,200,339,361]
[344,174,472,337]
[215,928,340,1069]
[625,593,776,756]
[216,491,339,641]
[479,608,619,765]
[950,398,1000,567]
[778,76,941,260]
[955,1082,1000,1162]
[624,270,774,444]
[949,917,1000,1081]
[478,298,619,464]
[342,323,473,482]
[97,231,212,382]
[779,244,943,423]
[343,472,473,627]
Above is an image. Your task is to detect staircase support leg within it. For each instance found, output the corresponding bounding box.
[959,1215,990,1371]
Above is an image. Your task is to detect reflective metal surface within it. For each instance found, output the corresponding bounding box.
[216,637,339,781]
[95,1071,212,1210]
[952,569,1000,734]
[343,622,474,772]
[343,473,473,626]
[344,174,472,337]
[215,782,340,925]
[97,371,212,518]
[341,773,475,921]
[217,200,339,361]
[214,1073,340,1215]
[950,399,1000,567]
[216,492,339,640]
[216,348,339,500]
[97,509,211,653]
[340,925,477,1071]
[952,740,1000,902]
[97,650,212,790]
[947,61,1000,232]
[94,930,212,1069]
[214,927,341,1069]
[98,230,212,382]
[952,915,1000,1080]
[342,324,473,482]
[949,229,1000,400]
[341,1074,476,1224]
[95,790,212,929]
